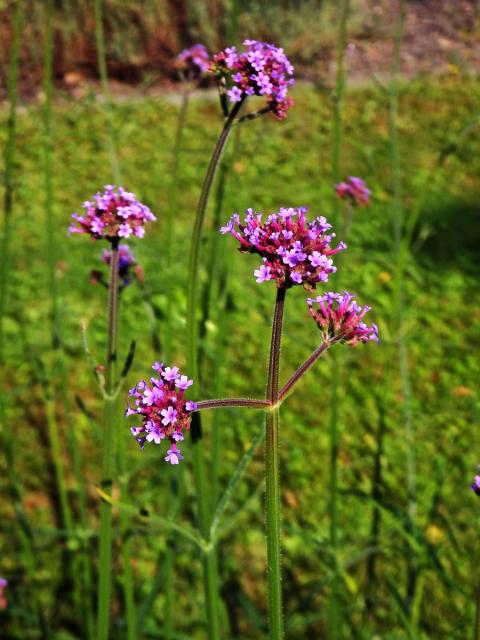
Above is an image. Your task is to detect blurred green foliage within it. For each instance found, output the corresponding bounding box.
[0,76,479,638]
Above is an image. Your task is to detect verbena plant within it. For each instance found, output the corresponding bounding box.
[71,39,379,640]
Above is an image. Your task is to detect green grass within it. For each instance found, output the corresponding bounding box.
[0,76,479,638]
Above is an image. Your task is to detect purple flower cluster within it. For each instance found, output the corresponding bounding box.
[102,244,136,286]
[211,39,295,119]
[176,44,210,76]
[221,207,346,290]
[471,468,480,497]
[70,185,156,241]
[127,362,197,464]
[307,291,379,346]
[335,176,371,206]
[0,577,7,610]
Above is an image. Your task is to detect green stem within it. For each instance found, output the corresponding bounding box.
[196,398,270,411]
[186,100,242,640]
[97,240,120,640]
[265,287,286,640]
[278,342,331,403]
[387,0,417,615]
[328,2,350,635]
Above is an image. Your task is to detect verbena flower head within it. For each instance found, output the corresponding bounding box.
[176,44,210,77]
[127,362,197,464]
[70,185,156,241]
[102,244,135,286]
[221,207,346,290]
[211,39,295,119]
[307,291,379,346]
[335,176,371,206]
[471,468,480,497]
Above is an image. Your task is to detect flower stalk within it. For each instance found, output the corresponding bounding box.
[279,341,331,402]
[265,287,286,640]
[97,239,120,640]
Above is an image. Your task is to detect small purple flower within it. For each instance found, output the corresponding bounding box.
[211,40,295,119]
[228,86,243,103]
[222,206,345,290]
[161,406,177,426]
[471,469,480,496]
[70,185,156,240]
[146,422,165,444]
[162,366,180,382]
[126,363,196,463]
[307,291,379,346]
[165,443,184,465]
[335,176,371,206]
[176,44,210,77]
[175,375,193,390]
[254,264,272,283]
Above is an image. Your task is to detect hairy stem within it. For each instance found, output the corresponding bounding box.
[196,398,271,411]
[265,287,286,639]
[97,241,120,640]
[279,342,330,403]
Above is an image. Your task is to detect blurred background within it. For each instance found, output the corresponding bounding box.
[0,0,479,638]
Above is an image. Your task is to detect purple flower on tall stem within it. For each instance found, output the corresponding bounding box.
[176,44,210,78]
[127,362,195,463]
[211,40,295,119]
[471,469,480,496]
[221,207,346,290]
[164,443,184,465]
[307,291,379,346]
[335,176,371,206]
[69,185,156,240]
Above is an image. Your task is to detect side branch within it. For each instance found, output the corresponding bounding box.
[195,398,271,411]
[278,341,331,403]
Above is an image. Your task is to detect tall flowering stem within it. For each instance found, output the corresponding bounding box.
[71,186,155,638]
[265,287,286,639]
[97,239,120,640]
[185,40,294,636]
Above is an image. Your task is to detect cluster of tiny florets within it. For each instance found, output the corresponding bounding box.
[221,207,346,290]
[211,39,295,119]
[127,363,197,464]
[335,176,371,206]
[70,185,156,240]
[176,44,210,77]
[307,291,379,346]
